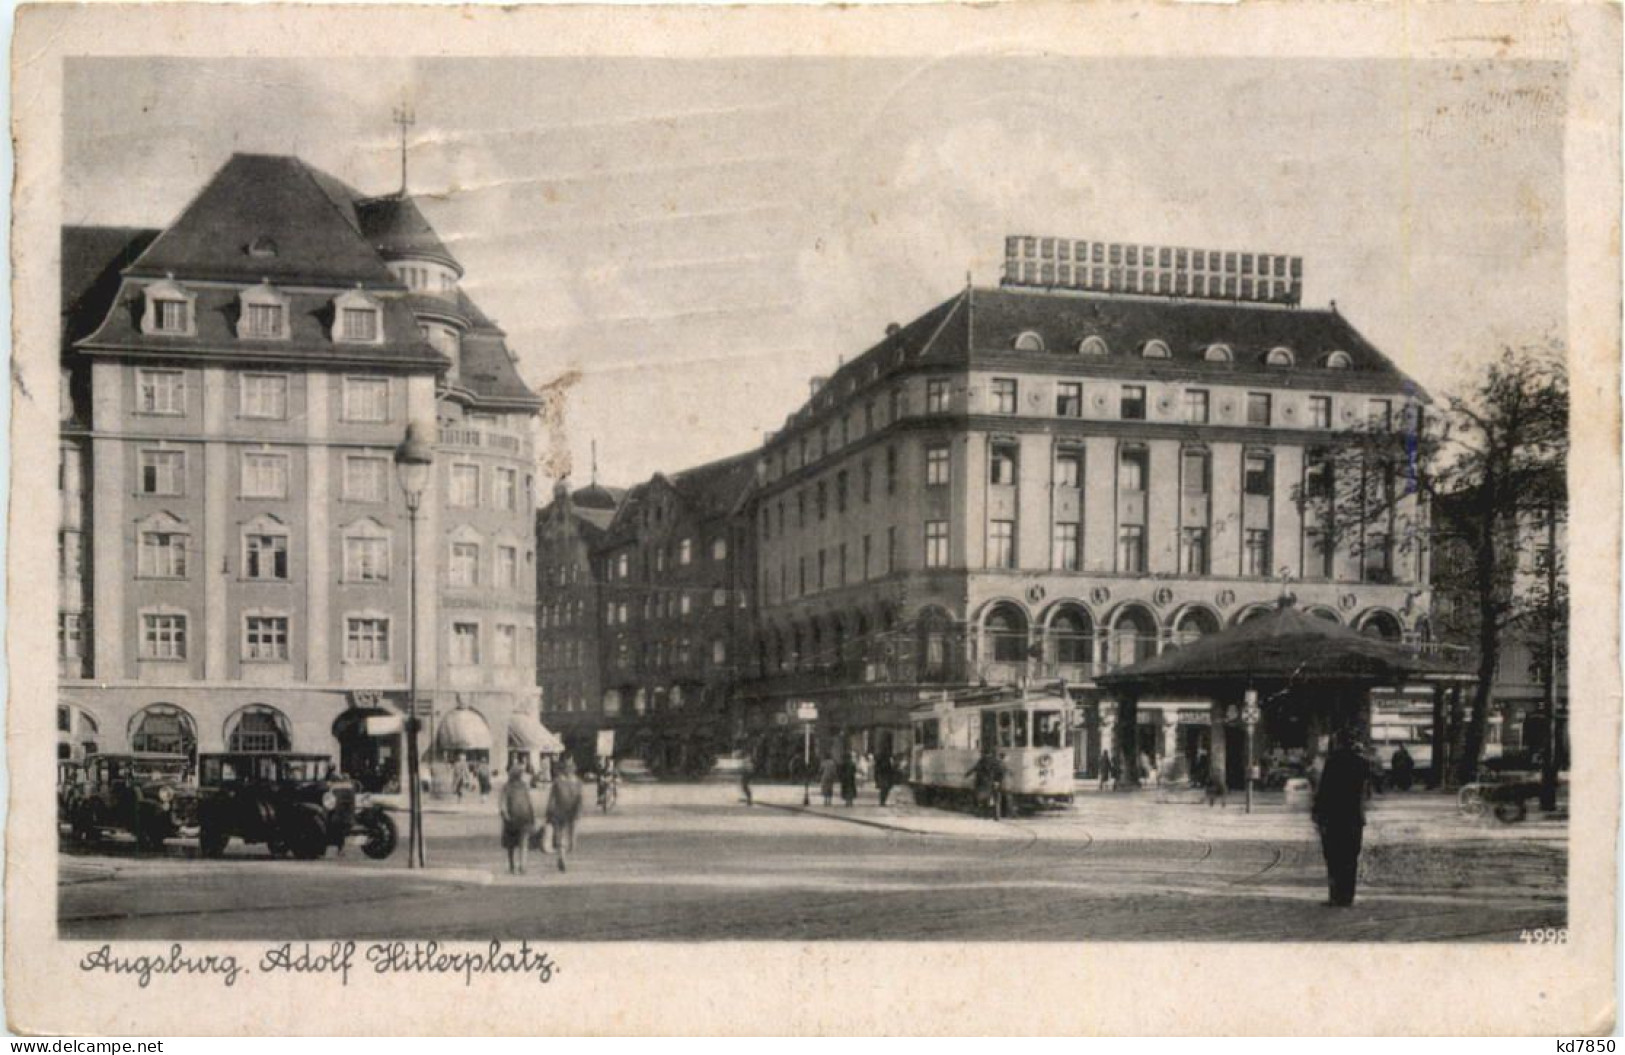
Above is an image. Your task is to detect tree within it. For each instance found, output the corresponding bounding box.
[1294,346,1568,785]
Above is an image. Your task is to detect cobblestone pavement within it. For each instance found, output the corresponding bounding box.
[59,783,1565,942]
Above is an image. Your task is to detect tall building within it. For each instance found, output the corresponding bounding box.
[58,153,542,782]
[741,236,1432,775]
[573,453,758,775]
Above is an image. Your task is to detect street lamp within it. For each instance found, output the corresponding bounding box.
[395,422,434,869]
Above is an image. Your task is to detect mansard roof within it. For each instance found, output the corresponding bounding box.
[62,226,159,346]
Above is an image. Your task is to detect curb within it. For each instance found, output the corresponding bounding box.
[59,858,494,887]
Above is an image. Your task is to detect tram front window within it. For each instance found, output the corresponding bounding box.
[1033,710,1065,749]
[1011,711,1029,748]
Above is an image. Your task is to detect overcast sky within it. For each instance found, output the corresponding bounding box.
[65,56,1566,491]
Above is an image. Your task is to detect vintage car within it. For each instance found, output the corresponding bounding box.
[195,752,397,860]
[57,759,86,827]
[67,752,200,851]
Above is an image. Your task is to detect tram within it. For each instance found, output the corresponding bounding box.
[908,690,1076,812]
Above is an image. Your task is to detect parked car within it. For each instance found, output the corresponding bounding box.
[67,752,200,851]
[195,752,397,860]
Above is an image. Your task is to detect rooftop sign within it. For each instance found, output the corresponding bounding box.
[1002,235,1302,306]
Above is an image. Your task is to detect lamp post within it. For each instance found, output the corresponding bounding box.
[1241,691,1261,815]
[395,422,434,868]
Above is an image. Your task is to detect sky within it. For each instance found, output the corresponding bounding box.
[64,56,1566,492]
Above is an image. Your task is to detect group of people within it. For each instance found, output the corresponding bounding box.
[496,756,587,875]
[448,756,493,803]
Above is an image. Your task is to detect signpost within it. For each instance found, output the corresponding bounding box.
[793,701,818,806]
[596,729,616,759]
[1242,690,1261,815]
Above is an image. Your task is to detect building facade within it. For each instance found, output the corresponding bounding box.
[742,237,1433,775]
[58,153,542,782]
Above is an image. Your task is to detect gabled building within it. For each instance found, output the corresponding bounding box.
[59,153,543,785]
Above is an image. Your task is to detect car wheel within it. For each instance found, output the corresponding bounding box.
[135,824,166,853]
[1494,800,1528,824]
[199,826,229,859]
[360,812,398,860]
[284,815,329,861]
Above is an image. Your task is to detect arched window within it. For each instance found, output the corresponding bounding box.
[1013,330,1046,352]
[1325,350,1352,370]
[1078,336,1109,357]
[1142,339,1171,359]
[1204,343,1233,363]
[226,704,292,753]
[129,704,197,759]
[1265,346,1296,367]
[1051,607,1093,665]
[1359,611,1403,641]
[1173,607,1221,646]
[1110,607,1158,667]
[985,604,1030,663]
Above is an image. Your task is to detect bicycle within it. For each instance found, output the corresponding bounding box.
[597,778,617,813]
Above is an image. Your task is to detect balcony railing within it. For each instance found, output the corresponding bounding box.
[439,427,524,453]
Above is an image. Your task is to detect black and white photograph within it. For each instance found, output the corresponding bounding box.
[8,1,1619,1036]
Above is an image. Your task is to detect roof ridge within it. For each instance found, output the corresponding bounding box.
[291,156,368,240]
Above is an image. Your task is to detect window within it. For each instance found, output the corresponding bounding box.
[991,379,1018,415]
[343,456,388,502]
[1368,399,1393,430]
[141,613,187,660]
[712,588,728,608]
[1052,522,1080,571]
[1183,390,1209,424]
[926,445,951,486]
[838,542,849,585]
[345,617,390,662]
[344,530,390,583]
[816,482,828,521]
[1362,534,1394,583]
[138,528,188,578]
[244,533,289,580]
[1205,343,1232,363]
[59,612,84,661]
[1244,453,1273,496]
[887,526,898,573]
[712,639,727,666]
[1309,395,1332,429]
[241,374,288,420]
[1244,529,1272,576]
[711,537,728,561]
[151,299,190,335]
[341,308,379,342]
[1326,351,1352,370]
[616,552,630,579]
[242,452,289,499]
[836,471,849,513]
[450,542,480,586]
[59,530,84,579]
[886,447,898,495]
[926,379,950,414]
[243,303,285,339]
[494,624,518,666]
[796,492,807,528]
[861,460,873,503]
[493,468,517,511]
[1180,527,1209,574]
[1014,330,1045,352]
[1118,448,1147,492]
[244,615,289,661]
[1120,385,1146,420]
[1116,526,1145,573]
[1306,528,1335,579]
[1143,340,1171,359]
[342,378,389,423]
[925,521,950,568]
[450,465,480,507]
[137,370,186,415]
[1056,382,1083,417]
[139,450,185,495]
[496,545,518,588]
[1266,347,1295,367]
[451,623,480,665]
[1182,450,1209,494]
[990,445,1018,485]
[862,534,873,579]
[817,551,827,590]
[1055,452,1082,488]
[1247,392,1272,426]
[1079,336,1109,357]
[679,538,693,565]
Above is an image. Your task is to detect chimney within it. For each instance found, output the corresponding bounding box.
[809,376,827,397]
[885,322,901,336]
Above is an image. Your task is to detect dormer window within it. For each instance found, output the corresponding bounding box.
[1013,330,1046,352]
[1204,343,1233,363]
[238,282,290,340]
[142,279,197,337]
[1078,336,1109,357]
[1142,339,1171,359]
[332,289,384,345]
[1265,346,1296,367]
[1325,350,1353,370]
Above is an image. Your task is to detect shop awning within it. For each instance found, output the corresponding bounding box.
[507,713,564,754]
[435,708,492,752]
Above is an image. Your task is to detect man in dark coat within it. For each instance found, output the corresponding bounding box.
[1312,731,1371,907]
[1390,744,1415,791]
[874,751,896,806]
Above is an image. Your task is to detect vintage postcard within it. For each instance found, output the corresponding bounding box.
[7,1,1620,1036]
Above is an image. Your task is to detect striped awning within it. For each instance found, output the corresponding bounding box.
[435,708,492,752]
[507,713,563,754]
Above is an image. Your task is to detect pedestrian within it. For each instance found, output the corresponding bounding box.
[818,754,838,807]
[546,756,586,873]
[740,752,755,807]
[1390,744,1415,792]
[498,761,536,875]
[857,752,873,788]
[966,749,1008,820]
[1205,771,1228,808]
[874,751,896,806]
[838,752,858,807]
[476,761,492,803]
[451,755,471,802]
[1312,730,1371,907]
[1098,749,1113,791]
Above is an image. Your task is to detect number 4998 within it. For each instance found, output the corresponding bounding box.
[1520,927,1569,944]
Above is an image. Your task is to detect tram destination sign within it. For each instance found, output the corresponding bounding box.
[1002,234,1303,306]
